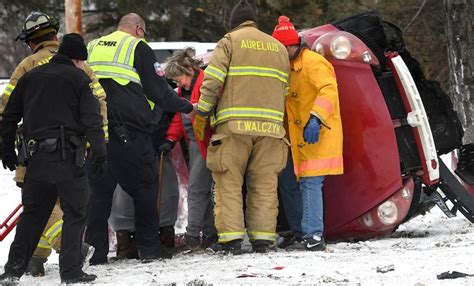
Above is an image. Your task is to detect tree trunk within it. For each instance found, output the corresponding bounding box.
[445,0,474,144]
[168,1,185,41]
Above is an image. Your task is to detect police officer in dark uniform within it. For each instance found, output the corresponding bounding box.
[0,33,106,284]
[85,13,193,264]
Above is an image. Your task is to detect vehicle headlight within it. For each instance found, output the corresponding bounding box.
[362,51,372,63]
[401,186,411,199]
[330,35,351,59]
[377,200,398,225]
[362,213,374,227]
[314,42,324,56]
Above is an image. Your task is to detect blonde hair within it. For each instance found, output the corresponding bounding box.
[164,47,203,79]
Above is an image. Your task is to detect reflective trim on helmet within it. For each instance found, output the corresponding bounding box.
[25,14,50,30]
[17,12,59,42]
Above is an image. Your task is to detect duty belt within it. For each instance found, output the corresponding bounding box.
[19,136,86,168]
[29,138,59,153]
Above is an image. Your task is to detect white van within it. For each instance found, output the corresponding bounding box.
[0,78,8,95]
[148,42,216,63]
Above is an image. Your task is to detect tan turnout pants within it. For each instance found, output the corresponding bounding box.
[32,200,63,259]
[206,122,288,243]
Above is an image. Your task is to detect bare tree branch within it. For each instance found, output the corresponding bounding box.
[403,0,427,32]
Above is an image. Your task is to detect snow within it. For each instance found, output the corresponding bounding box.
[1,167,473,285]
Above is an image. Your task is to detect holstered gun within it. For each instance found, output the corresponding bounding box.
[17,132,30,166]
[69,135,87,168]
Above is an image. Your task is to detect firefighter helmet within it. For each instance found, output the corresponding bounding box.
[15,12,60,42]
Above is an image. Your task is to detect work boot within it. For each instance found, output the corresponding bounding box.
[277,233,302,249]
[159,225,176,249]
[251,240,271,253]
[208,239,244,255]
[116,230,138,259]
[81,242,95,269]
[201,233,218,249]
[25,256,47,277]
[61,271,97,284]
[181,234,201,252]
[0,272,20,285]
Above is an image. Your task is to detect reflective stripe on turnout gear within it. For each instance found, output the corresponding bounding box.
[218,231,245,243]
[211,107,284,127]
[228,66,288,83]
[204,65,226,83]
[248,231,277,241]
[36,219,63,249]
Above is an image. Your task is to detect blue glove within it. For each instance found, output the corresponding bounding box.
[303,115,321,144]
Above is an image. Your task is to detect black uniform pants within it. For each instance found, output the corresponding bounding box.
[3,151,89,280]
[85,129,160,264]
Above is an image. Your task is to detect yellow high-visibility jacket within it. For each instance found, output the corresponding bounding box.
[286,48,343,178]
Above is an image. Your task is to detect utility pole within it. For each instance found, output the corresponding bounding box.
[65,0,83,35]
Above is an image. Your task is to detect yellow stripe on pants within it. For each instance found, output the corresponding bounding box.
[32,201,64,259]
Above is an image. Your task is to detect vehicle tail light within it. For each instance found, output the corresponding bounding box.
[325,178,415,241]
[312,31,379,66]
[361,180,413,228]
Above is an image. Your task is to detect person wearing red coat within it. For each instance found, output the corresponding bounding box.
[163,47,216,250]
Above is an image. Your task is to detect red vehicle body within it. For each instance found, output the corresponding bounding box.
[296,15,473,240]
[198,12,473,241]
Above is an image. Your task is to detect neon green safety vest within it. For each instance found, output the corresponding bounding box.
[87,31,143,86]
[87,31,155,109]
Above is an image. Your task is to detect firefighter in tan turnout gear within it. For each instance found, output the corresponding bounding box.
[193,0,290,253]
[0,12,107,276]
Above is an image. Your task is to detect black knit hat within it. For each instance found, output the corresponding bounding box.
[58,33,87,60]
[229,0,257,30]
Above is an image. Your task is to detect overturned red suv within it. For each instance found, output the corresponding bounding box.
[197,12,474,241]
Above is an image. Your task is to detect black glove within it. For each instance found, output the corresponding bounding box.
[158,139,175,156]
[2,123,17,171]
[89,144,107,181]
[2,150,17,171]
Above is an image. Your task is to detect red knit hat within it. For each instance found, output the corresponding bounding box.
[272,16,300,46]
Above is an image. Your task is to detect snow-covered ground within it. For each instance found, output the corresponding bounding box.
[1,167,473,285]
